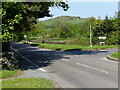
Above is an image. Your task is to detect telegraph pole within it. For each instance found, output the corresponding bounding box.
[90,25,92,47]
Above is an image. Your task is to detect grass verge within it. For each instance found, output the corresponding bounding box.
[1,70,21,79]
[38,43,118,51]
[20,41,119,51]
[2,78,55,88]
[110,51,120,60]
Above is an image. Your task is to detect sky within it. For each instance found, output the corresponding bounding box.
[39,1,119,21]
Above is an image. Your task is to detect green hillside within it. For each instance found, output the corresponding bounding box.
[40,16,87,26]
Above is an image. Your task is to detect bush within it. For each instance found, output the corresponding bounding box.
[66,37,89,45]
[106,31,119,45]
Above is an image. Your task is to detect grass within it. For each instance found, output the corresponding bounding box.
[24,42,118,51]
[41,43,118,51]
[20,41,119,51]
[47,38,70,41]
[1,70,21,79]
[110,51,120,59]
[42,17,86,26]
[2,78,55,88]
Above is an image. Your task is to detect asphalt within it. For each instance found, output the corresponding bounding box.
[10,41,119,88]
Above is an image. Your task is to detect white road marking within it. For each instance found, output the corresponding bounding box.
[10,46,46,73]
[38,68,46,72]
[77,63,109,74]
[61,59,68,61]
[103,57,108,60]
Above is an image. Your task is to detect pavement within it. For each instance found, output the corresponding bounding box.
[10,41,119,88]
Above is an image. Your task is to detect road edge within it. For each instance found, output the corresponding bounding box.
[107,55,119,62]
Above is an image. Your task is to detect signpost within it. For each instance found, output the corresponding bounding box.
[98,36,106,45]
[90,25,92,47]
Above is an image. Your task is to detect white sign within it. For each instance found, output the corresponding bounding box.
[24,35,27,38]
[98,36,106,39]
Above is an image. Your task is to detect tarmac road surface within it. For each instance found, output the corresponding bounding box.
[10,41,119,88]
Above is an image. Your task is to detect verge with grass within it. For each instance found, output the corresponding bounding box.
[20,41,119,51]
[38,43,118,51]
[2,78,55,88]
[110,51,120,60]
[1,70,21,79]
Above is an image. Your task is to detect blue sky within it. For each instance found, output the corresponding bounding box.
[39,1,118,21]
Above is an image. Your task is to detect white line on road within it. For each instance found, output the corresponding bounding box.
[77,63,109,74]
[38,68,46,72]
[103,57,108,60]
[61,59,68,61]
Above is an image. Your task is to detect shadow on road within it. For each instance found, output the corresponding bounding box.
[11,42,108,71]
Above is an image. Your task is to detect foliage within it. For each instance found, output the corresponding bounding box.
[93,15,119,45]
[28,14,119,45]
[2,78,55,88]
[1,2,69,43]
[49,21,72,38]
[66,37,90,45]
[26,22,47,41]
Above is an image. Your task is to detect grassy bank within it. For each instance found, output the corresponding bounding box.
[110,51,120,60]
[24,42,119,51]
[39,43,118,50]
[1,70,21,79]
[2,78,55,88]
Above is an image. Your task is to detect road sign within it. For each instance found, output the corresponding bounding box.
[98,36,106,39]
[24,35,27,38]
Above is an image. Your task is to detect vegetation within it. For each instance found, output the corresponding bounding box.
[1,2,69,51]
[2,78,55,88]
[1,3,68,88]
[26,13,120,46]
[23,42,118,51]
[1,70,20,79]
[110,51,120,60]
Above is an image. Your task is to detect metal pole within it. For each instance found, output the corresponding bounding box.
[90,25,92,47]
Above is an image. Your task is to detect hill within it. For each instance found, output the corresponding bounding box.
[39,16,87,26]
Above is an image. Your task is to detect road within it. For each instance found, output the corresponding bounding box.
[10,41,119,88]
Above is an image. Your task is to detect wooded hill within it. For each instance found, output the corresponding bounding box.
[41,16,87,26]
[30,15,119,45]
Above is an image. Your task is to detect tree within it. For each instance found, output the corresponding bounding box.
[50,21,72,38]
[1,2,69,51]
[27,22,47,41]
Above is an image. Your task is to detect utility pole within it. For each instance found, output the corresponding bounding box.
[90,25,92,47]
